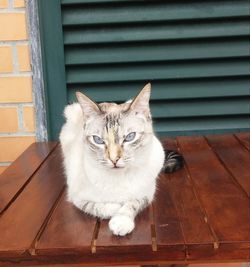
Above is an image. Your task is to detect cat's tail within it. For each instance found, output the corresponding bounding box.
[63,103,83,126]
[59,103,83,148]
[163,149,184,173]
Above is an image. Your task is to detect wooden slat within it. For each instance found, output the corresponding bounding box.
[150,98,250,119]
[67,77,250,102]
[153,172,185,260]
[62,1,250,26]
[154,174,184,246]
[66,59,250,84]
[96,207,153,253]
[235,132,250,151]
[206,134,250,197]
[68,97,250,119]
[65,40,250,65]
[64,20,250,45]
[0,146,65,256]
[35,190,97,255]
[162,138,215,245]
[0,142,57,214]
[154,115,250,136]
[177,136,250,243]
[62,0,133,4]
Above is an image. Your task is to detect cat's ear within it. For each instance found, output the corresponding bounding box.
[76,91,101,119]
[129,83,151,117]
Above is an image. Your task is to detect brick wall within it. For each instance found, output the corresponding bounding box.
[0,0,36,174]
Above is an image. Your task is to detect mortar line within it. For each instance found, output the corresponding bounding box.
[0,9,25,13]
[0,162,12,166]
[0,72,32,77]
[0,40,28,45]
[11,43,19,74]
[0,132,36,137]
[0,103,33,107]
[17,104,24,131]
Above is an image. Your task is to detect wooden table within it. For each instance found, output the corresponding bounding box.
[0,133,249,267]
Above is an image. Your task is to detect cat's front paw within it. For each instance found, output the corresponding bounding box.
[109,215,135,236]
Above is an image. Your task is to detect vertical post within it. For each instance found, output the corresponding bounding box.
[26,0,48,141]
[36,0,67,140]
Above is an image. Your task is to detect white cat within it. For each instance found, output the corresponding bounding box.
[59,83,165,236]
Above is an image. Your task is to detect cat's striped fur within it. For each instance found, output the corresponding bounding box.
[163,149,184,173]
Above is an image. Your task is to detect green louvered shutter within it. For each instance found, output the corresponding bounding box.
[39,0,250,139]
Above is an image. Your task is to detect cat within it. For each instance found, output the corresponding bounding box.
[59,83,183,236]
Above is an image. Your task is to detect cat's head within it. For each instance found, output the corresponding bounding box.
[76,83,153,169]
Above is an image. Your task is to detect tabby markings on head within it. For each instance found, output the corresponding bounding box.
[104,112,123,163]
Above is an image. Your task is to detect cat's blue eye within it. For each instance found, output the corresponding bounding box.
[93,135,105,145]
[124,132,136,142]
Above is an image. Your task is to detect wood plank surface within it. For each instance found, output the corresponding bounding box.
[0,142,57,214]
[206,134,250,197]
[0,134,250,265]
[153,160,186,261]
[35,190,97,255]
[154,173,184,247]
[0,146,65,256]
[163,138,215,245]
[235,132,250,151]
[96,206,153,253]
[177,136,250,243]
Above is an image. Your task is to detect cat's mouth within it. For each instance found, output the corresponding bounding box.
[112,165,124,169]
[104,158,126,169]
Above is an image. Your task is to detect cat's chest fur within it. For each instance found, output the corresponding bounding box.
[65,134,164,204]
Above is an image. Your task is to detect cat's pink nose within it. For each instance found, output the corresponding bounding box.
[111,158,119,166]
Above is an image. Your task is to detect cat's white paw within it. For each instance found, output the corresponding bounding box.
[99,203,122,219]
[109,215,135,236]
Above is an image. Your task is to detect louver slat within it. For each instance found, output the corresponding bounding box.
[62,1,250,26]
[66,59,249,84]
[65,40,250,65]
[154,116,250,134]
[150,98,250,119]
[64,20,250,45]
[65,40,249,65]
[61,0,250,136]
[67,78,250,103]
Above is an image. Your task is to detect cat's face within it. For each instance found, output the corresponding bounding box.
[76,84,153,169]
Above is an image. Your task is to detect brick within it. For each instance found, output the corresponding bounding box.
[17,44,31,71]
[0,77,32,103]
[0,0,8,8]
[13,0,25,8]
[23,106,35,132]
[0,46,13,73]
[0,165,9,175]
[0,136,35,162]
[0,107,18,132]
[0,13,27,41]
